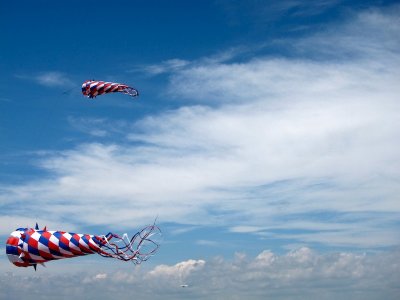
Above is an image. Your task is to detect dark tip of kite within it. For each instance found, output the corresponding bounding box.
[35,223,39,230]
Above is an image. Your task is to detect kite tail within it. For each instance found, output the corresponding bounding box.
[121,87,139,97]
[94,224,161,264]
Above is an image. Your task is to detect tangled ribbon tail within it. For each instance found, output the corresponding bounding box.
[122,87,139,97]
[95,225,161,264]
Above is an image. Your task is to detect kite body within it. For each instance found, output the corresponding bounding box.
[6,224,160,269]
[82,80,139,99]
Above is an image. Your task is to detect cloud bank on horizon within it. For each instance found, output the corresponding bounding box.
[1,247,399,300]
[1,5,399,253]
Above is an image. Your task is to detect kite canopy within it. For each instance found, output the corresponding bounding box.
[82,80,139,99]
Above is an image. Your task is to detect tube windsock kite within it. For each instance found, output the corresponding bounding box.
[82,80,139,99]
[6,223,160,270]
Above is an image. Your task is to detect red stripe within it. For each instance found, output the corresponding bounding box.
[13,261,30,267]
[28,237,38,248]
[42,231,52,240]
[6,236,19,246]
[48,240,59,252]
[104,83,113,93]
[38,250,54,260]
[59,235,70,247]
[69,247,84,256]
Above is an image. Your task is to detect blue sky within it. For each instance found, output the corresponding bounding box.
[1,1,400,299]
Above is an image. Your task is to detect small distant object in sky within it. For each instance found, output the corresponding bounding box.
[180,284,189,288]
[82,80,139,99]
[6,223,160,270]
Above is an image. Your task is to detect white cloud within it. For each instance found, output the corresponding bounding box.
[139,49,242,76]
[148,259,205,279]
[82,273,108,283]
[143,59,189,75]
[295,6,400,60]
[37,71,73,87]
[94,273,107,279]
[67,117,112,137]
[15,71,75,89]
[15,71,75,87]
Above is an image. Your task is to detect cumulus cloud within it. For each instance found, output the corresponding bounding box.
[82,273,108,283]
[1,248,399,300]
[1,7,399,248]
[147,259,205,281]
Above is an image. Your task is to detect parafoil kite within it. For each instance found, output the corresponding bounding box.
[82,80,139,99]
[6,223,160,270]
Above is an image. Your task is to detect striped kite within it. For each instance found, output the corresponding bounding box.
[82,80,139,99]
[6,223,160,270]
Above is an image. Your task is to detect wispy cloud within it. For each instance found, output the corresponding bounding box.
[195,240,219,247]
[15,71,75,87]
[35,71,74,87]
[1,248,399,300]
[294,6,400,60]
[215,0,344,29]
[135,48,244,76]
[67,117,111,137]
[142,59,190,75]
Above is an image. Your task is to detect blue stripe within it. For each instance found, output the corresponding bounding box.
[70,236,80,248]
[28,245,40,256]
[58,241,70,252]
[39,235,49,247]
[92,236,102,246]
[6,245,19,255]
[81,235,90,245]
[49,247,62,257]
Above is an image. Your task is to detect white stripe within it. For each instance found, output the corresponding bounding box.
[49,235,59,246]
[79,238,89,249]
[59,247,74,256]
[69,241,81,252]
[37,242,51,253]
[27,253,46,262]
[30,231,41,241]
[63,233,72,240]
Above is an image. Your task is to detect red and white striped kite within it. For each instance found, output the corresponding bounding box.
[82,80,139,99]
